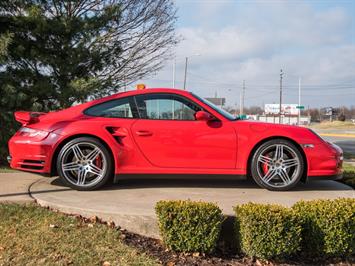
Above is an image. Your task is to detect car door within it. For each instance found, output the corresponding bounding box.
[131,93,237,169]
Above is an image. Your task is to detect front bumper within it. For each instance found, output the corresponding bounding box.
[305,141,343,180]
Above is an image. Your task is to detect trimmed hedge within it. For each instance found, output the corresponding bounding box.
[155,200,223,253]
[293,198,355,257]
[155,198,354,259]
[234,203,302,259]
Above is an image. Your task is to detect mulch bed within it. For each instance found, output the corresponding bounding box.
[118,227,354,266]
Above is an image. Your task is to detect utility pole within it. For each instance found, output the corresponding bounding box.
[298,77,301,125]
[239,91,242,115]
[241,80,245,115]
[183,57,188,90]
[279,69,283,124]
[172,58,176,88]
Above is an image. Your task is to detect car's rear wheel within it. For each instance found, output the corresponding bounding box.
[57,137,113,191]
[250,139,304,191]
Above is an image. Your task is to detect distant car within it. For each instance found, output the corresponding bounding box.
[8,88,343,191]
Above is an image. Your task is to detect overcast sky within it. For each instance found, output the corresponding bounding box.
[138,0,355,108]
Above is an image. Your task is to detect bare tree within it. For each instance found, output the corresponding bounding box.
[84,0,179,95]
[1,0,178,107]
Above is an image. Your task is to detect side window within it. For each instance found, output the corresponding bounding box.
[84,97,134,118]
[135,94,202,120]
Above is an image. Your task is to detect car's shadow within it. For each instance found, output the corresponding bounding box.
[50,174,353,192]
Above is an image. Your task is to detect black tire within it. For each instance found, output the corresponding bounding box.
[57,137,114,191]
[250,139,304,191]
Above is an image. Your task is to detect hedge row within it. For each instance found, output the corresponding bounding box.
[293,198,355,257]
[234,203,302,259]
[155,200,223,253]
[155,198,355,259]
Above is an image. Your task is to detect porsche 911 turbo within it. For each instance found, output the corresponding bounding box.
[8,88,343,191]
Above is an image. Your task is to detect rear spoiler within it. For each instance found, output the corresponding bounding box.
[14,111,47,126]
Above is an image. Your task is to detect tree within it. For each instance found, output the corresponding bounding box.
[0,31,15,165]
[0,0,177,164]
[0,0,177,109]
[337,113,346,122]
[0,32,12,61]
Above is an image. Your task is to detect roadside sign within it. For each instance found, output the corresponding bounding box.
[265,104,299,115]
[296,105,304,109]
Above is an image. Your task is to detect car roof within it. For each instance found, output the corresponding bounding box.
[113,87,190,98]
[92,88,192,104]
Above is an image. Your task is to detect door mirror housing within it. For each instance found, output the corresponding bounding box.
[195,111,214,121]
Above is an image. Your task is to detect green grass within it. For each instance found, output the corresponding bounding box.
[309,121,355,130]
[0,167,17,173]
[344,152,355,160]
[342,163,355,188]
[0,204,158,266]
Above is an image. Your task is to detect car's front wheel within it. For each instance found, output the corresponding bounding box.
[57,137,113,191]
[250,139,304,191]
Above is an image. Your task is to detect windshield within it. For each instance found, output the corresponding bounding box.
[191,93,237,121]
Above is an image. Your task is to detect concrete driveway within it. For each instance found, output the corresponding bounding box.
[28,175,354,238]
[0,172,41,203]
[1,171,354,238]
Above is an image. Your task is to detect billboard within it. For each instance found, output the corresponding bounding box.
[265,104,299,115]
[205,97,226,106]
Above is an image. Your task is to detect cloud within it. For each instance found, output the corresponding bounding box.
[140,0,355,107]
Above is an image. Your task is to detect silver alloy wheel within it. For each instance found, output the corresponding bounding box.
[256,144,301,188]
[60,142,107,188]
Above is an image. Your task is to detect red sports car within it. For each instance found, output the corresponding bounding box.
[8,88,343,191]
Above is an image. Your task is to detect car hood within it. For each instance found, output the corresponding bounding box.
[235,119,302,131]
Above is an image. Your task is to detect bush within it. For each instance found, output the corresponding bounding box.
[234,203,301,259]
[293,198,355,257]
[343,163,355,188]
[155,200,223,253]
[0,112,19,166]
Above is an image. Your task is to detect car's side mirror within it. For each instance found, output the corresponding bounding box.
[195,111,214,121]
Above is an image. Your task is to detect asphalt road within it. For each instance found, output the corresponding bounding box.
[321,136,355,155]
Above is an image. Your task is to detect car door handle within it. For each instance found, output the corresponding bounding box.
[136,130,153,136]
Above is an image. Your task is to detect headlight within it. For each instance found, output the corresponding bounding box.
[18,127,49,140]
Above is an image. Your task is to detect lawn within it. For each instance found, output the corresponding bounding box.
[343,163,355,188]
[0,167,17,173]
[0,204,158,266]
[344,152,355,160]
[309,121,355,130]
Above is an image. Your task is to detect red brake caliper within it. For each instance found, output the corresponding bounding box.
[262,153,270,174]
[95,155,102,169]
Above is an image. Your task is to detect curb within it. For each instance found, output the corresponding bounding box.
[29,178,161,239]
